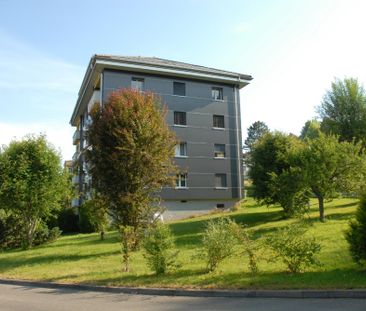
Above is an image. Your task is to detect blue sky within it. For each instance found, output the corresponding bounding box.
[1,0,366,160]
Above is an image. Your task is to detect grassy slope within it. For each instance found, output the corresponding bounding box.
[0,198,365,289]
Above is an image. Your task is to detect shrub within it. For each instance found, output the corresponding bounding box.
[230,222,260,274]
[142,223,178,275]
[345,194,366,265]
[201,218,237,272]
[1,215,62,249]
[265,223,321,273]
[119,225,137,272]
[0,214,23,249]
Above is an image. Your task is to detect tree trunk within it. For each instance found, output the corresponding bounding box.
[318,196,325,222]
[100,230,105,240]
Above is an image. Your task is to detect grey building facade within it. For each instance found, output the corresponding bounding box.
[70,55,252,219]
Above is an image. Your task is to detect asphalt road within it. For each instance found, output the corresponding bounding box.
[1,283,366,311]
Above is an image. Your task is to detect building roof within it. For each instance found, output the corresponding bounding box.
[70,54,252,125]
[94,55,253,82]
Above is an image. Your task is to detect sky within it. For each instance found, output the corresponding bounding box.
[1,0,366,161]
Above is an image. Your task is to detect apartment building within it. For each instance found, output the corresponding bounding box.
[70,55,252,219]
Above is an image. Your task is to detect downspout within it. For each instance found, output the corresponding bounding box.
[234,82,243,199]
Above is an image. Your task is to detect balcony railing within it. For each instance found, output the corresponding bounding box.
[72,151,79,163]
[72,129,80,145]
[87,90,101,114]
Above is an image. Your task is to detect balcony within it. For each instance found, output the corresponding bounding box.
[72,151,79,163]
[72,175,80,184]
[87,90,101,114]
[72,129,80,145]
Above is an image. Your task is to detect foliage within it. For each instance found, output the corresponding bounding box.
[142,223,179,274]
[200,218,237,272]
[345,194,366,265]
[229,222,260,274]
[0,214,23,249]
[298,133,366,221]
[265,222,321,273]
[79,196,109,239]
[244,121,270,151]
[317,77,366,146]
[300,119,321,140]
[0,198,363,289]
[0,135,71,249]
[248,131,308,216]
[119,225,137,272]
[0,213,61,249]
[87,89,177,232]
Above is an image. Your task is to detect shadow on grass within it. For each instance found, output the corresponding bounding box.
[46,266,366,290]
[0,249,120,273]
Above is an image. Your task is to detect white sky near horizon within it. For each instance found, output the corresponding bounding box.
[1,0,366,160]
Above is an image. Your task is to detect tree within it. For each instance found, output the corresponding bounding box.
[317,77,366,146]
[299,133,366,221]
[0,135,70,248]
[87,89,177,233]
[244,121,269,150]
[300,119,321,140]
[345,193,366,265]
[248,132,307,216]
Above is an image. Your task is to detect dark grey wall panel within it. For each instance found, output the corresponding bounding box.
[102,69,243,201]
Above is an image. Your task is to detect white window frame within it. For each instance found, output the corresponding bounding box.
[175,173,188,189]
[131,77,144,91]
[175,142,187,157]
[215,173,227,189]
[214,144,226,158]
[212,87,223,100]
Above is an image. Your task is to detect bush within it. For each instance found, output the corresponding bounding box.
[119,225,137,272]
[201,218,237,272]
[0,214,23,249]
[230,222,261,274]
[142,223,178,275]
[0,215,62,249]
[265,223,321,273]
[345,194,366,265]
[78,203,99,233]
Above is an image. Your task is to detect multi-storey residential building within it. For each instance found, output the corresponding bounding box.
[70,55,252,219]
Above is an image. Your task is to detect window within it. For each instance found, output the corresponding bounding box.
[176,173,187,188]
[175,142,187,157]
[215,174,227,188]
[173,82,186,96]
[214,144,226,158]
[174,111,186,126]
[131,77,144,91]
[213,115,225,128]
[212,87,223,100]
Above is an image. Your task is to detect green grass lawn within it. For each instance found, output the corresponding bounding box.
[0,198,365,289]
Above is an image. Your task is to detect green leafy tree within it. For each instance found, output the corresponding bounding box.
[300,119,321,140]
[248,132,308,216]
[299,133,366,221]
[317,77,366,145]
[345,193,366,265]
[244,121,269,151]
[0,135,70,248]
[87,89,177,243]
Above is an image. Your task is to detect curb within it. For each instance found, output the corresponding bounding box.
[1,278,366,298]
